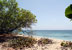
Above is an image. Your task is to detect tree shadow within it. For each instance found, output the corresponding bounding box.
[0,34,18,43]
[0,36,10,43]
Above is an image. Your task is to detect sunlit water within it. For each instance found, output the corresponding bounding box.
[20,30,72,41]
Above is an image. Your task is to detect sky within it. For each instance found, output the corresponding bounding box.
[17,0,72,30]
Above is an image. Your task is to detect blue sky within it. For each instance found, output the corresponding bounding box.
[17,0,72,30]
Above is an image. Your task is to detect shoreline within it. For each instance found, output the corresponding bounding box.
[33,35,72,42]
[17,34,72,42]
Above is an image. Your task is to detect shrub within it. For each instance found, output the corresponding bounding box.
[61,42,69,47]
[7,36,37,49]
[38,38,52,45]
[61,41,72,48]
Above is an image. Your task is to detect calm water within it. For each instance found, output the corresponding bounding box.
[20,30,72,41]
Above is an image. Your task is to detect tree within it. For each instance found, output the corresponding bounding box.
[65,4,72,20]
[0,0,37,34]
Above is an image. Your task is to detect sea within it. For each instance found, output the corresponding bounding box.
[20,30,72,41]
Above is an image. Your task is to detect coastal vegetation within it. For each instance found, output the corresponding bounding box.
[61,41,72,49]
[2,36,53,49]
[0,0,37,34]
[38,38,53,45]
[0,0,37,49]
[7,36,37,49]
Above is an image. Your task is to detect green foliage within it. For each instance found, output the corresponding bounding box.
[0,0,37,34]
[38,38,52,45]
[61,41,72,48]
[8,36,37,49]
[65,4,72,19]
[61,42,68,47]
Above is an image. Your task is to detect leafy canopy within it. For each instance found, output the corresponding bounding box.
[65,4,72,19]
[0,0,37,34]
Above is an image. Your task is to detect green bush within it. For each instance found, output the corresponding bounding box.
[38,38,52,45]
[61,42,69,47]
[61,41,72,48]
[7,36,37,49]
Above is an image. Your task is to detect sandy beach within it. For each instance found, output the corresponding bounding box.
[0,34,71,50]
[24,36,65,50]
[24,37,71,50]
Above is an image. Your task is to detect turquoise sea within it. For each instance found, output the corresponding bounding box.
[21,30,72,41]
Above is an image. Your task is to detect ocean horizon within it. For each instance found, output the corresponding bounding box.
[20,30,72,41]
